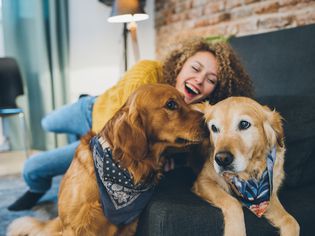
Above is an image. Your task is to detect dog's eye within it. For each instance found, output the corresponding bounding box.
[239,120,251,130]
[165,100,178,110]
[211,124,219,133]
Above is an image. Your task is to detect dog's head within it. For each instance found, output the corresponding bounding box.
[100,84,208,183]
[203,97,284,180]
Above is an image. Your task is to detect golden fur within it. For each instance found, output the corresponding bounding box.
[7,84,207,236]
[193,97,299,236]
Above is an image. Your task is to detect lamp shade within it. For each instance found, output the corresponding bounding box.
[108,0,149,23]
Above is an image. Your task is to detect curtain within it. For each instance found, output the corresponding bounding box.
[2,0,69,150]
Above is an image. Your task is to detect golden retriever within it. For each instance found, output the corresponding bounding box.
[7,84,207,236]
[193,97,299,236]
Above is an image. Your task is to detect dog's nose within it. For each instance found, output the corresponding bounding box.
[215,151,234,167]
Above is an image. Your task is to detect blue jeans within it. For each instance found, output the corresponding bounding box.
[23,96,96,193]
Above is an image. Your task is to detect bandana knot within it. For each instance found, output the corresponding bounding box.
[223,148,276,217]
[90,136,155,226]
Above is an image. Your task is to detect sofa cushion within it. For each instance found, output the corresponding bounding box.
[257,95,315,188]
[136,168,314,236]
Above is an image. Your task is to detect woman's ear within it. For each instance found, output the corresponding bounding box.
[263,106,285,148]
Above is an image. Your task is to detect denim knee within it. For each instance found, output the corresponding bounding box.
[41,96,96,135]
[23,156,52,193]
[22,142,80,193]
[41,116,51,132]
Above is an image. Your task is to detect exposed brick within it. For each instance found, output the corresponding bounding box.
[203,1,226,14]
[174,1,192,14]
[194,13,231,27]
[279,0,298,7]
[186,6,204,20]
[253,1,280,14]
[226,0,243,9]
[155,17,165,28]
[279,1,315,12]
[168,12,187,24]
[192,0,209,8]
[230,5,253,20]
[243,0,260,4]
[225,23,239,36]
[154,0,165,11]
[155,0,315,58]
[194,18,209,28]
[182,19,196,29]
[258,14,294,29]
[295,7,315,25]
[233,18,259,35]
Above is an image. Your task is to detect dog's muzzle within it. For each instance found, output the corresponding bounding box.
[215,151,234,170]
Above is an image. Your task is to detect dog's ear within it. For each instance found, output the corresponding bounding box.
[263,106,284,148]
[103,103,148,163]
[190,101,210,113]
[102,99,154,184]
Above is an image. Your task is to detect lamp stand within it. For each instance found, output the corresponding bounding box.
[123,23,128,71]
[128,21,140,62]
[122,22,140,71]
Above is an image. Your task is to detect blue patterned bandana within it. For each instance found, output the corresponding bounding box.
[90,136,155,226]
[223,148,276,217]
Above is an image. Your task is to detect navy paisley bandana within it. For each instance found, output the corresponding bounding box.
[90,136,155,226]
[223,148,276,217]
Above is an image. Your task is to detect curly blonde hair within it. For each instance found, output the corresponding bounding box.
[162,37,254,104]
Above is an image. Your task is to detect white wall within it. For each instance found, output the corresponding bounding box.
[68,0,155,102]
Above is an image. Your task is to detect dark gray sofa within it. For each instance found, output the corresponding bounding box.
[136,24,315,236]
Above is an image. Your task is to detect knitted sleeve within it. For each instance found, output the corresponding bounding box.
[92,60,163,133]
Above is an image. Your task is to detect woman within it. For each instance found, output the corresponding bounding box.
[8,37,254,211]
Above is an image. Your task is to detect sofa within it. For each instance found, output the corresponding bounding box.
[135,24,315,236]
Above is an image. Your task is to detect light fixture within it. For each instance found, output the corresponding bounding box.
[107,0,149,70]
[108,0,149,23]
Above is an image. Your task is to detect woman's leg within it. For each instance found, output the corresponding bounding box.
[8,141,79,211]
[41,96,96,136]
[8,96,96,211]
[23,141,80,192]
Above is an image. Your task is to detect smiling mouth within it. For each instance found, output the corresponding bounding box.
[185,82,200,95]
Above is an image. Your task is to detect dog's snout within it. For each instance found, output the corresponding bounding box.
[215,151,234,168]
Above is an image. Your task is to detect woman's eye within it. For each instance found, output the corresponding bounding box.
[207,78,215,84]
[206,76,217,85]
[239,120,251,130]
[192,66,199,72]
[211,124,219,133]
[165,100,178,110]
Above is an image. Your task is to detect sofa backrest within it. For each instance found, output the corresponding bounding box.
[230,24,315,189]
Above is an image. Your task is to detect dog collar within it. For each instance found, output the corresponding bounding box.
[223,147,276,217]
[90,136,155,226]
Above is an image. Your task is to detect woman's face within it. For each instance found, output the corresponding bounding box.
[175,51,218,104]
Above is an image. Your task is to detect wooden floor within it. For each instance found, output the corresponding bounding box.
[0,150,40,176]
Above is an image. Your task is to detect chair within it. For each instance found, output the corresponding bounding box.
[0,57,28,157]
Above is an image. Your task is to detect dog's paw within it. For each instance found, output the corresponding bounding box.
[280,215,300,236]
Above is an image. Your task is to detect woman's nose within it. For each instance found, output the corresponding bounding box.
[194,74,205,84]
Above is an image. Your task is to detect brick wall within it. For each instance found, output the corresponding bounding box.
[155,0,315,58]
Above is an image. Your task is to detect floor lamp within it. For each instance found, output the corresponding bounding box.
[107,0,149,71]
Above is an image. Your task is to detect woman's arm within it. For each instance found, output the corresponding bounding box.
[92,60,163,133]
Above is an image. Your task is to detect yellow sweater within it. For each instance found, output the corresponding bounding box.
[92,60,164,133]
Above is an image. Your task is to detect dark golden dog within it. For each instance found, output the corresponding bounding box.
[8,84,207,236]
[193,97,299,236]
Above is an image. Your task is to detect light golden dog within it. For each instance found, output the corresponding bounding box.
[193,97,299,236]
[7,84,207,236]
